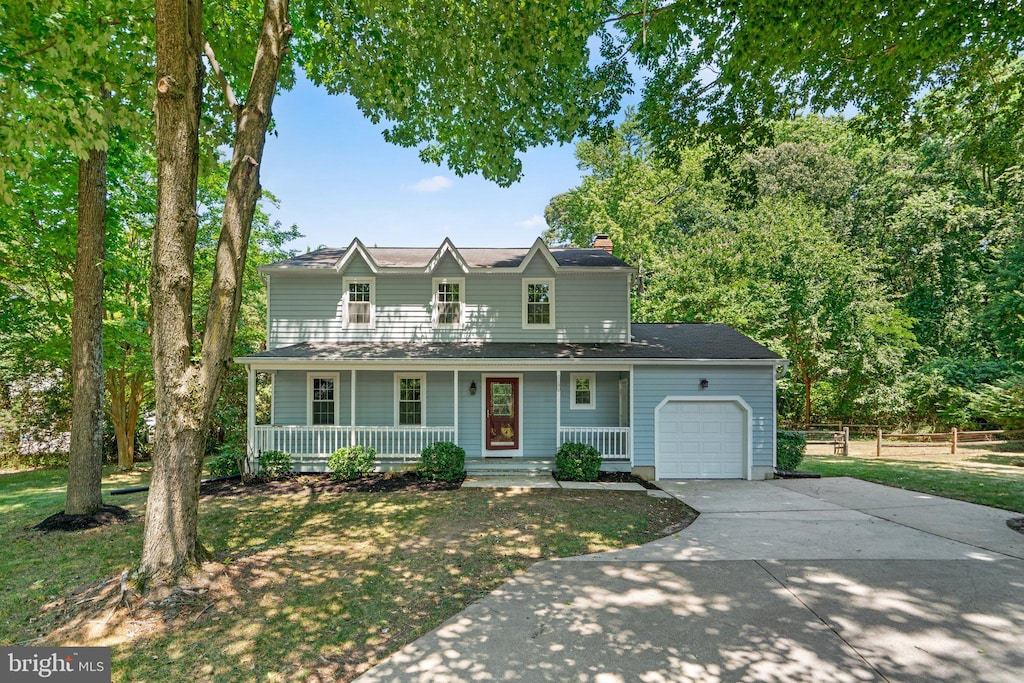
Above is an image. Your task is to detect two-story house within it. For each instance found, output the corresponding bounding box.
[235,236,786,479]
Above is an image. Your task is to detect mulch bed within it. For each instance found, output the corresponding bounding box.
[33,505,132,532]
[594,471,660,490]
[200,472,463,498]
[1008,518,1024,535]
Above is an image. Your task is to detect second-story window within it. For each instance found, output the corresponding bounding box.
[343,277,375,328]
[523,278,555,328]
[433,278,464,327]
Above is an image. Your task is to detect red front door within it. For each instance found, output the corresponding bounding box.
[486,377,519,451]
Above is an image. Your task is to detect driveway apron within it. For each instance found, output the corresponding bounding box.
[357,477,1024,682]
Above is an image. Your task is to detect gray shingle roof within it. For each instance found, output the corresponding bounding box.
[264,246,629,270]
[238,324,783,363]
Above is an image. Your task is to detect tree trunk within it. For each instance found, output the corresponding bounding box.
[107,362,145,470]
[66,147,107,516]
[141,0,291,584]
[803,375,813,428]
[141,0,207,581]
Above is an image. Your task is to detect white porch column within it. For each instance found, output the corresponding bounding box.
[628,366,635,464]
[246,366,257,473]
[555,369,561,452]
[453,369,459,444]
[350,369,357,447]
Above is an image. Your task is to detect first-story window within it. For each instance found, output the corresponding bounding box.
[570,373,596,410]
[396,374,425,425]
[310,375,337,424]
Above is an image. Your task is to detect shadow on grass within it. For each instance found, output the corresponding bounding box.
[3,474,692,682]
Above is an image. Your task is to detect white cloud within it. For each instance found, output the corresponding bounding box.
[408,175,453,192]
[517,214,547,232]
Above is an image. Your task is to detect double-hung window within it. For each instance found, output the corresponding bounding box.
[433,278,464,327]
[343,277,375,328]
[570,373,596,410]
[522,278,555,329]
[395,374,425,426]
[309,374,338,425]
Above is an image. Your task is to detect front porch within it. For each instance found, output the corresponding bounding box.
[250,424,631,472]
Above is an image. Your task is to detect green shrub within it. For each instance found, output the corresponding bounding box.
[555,441,602,481]
[208,449,241,477]
[419,441,466,481]
[258,450,293,479]
[776,430,807,471]
[328,445,377,480]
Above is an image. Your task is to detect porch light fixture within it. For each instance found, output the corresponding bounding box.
[699,378,709,390]
[469,381,477,395]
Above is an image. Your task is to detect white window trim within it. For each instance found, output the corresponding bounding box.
[307,372,341,425]
[342,276,376,329]
[522,277,555,329]
[394,373,427,426]
[569,372,597,410]
[432,277,465,328]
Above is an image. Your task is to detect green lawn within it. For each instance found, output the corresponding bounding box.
[0,466,695,681]
[801,455,1024,513]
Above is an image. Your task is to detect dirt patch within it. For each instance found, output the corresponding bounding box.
[33,505,132,532]
[200,472,462,499]
[1008,518,1024,535]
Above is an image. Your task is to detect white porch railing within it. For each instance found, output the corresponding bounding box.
[558,427,631,460]
[252,425,456,460]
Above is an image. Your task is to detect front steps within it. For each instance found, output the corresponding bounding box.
[465,458,555,477]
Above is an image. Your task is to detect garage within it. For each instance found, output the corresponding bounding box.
[656,398,748,479]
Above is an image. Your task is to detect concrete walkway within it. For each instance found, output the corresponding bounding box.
[357,477,1024,682]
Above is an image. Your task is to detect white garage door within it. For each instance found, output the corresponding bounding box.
[657,400,745,479]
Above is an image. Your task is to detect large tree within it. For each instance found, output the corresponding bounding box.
[142,0,627,582]
[605,1,1024,153]
[1,0,152,513]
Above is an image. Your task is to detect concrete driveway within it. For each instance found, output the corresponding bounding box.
[357,477,1024,682]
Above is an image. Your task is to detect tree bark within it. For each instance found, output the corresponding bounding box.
[66,147,107,516]
[141,0,206,581]
[107,361,145,470]
[141,0,291,583]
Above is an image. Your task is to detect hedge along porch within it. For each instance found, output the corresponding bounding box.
[243,364,633,472]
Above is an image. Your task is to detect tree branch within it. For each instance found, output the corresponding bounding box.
[202,36,240,115]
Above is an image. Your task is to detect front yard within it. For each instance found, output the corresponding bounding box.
[802,451,1024,513]
[0,466,695,681]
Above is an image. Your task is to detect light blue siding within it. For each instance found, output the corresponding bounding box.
[523,372,556,458]
[559,371,622,428]
[267,262,630,347]
[632,365,776,470]
[457,372,482,455]
[274,370,351,425]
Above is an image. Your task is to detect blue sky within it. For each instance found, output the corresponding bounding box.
[259,75,591,252]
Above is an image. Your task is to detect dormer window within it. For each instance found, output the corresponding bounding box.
[433,278,464,327]
[343,277,375,328]
[523,278,555,329]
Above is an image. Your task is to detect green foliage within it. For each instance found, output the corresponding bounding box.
[418,441,466,482]
[969,377,1024,430]
[301,1,628,187]
[776,431,807,471]
[208,449,241,477]
[328,445,377,481]
[257,450,292,479]
[555,442,602,482]
[617,1,1024,156]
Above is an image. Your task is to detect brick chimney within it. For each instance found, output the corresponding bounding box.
[592,234,613,253]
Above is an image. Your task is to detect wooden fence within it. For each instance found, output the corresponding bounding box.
[800,428,1024,457]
